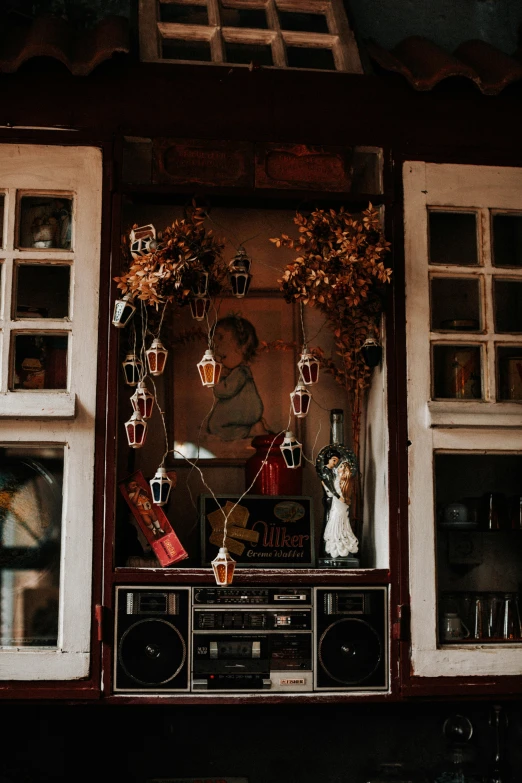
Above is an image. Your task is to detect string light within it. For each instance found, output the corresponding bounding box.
[130,380,155,420]
[124,410,148,448]
[122,352,143,386]
[280,431,302,469]
[129,223,157,259]
[112,293,136,328]
[150,466,173,506]
[191,269,209,297]
[190,295,211,321]
[297,347,320,385]
[290,383,312,418]
[229,247,252,298]
[361,336,383,368]
[211,547,236,585]
[197,349,222,387]
[146,337,169,376]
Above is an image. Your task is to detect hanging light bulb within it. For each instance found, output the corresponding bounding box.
[122,353,143,386]
[280,431,302,469]
[146,337,169,376]
[290,384,312,418]
[229,247,252,298]
[130,380,155,420]
[211,547,236,586]
[149,466,173,506]
[361,336,383,368]
[298,348,320,385]
[112,293,136,328]
[129,224,157,260]
[124,410,148,448]
[190,295,211,321]
[197,349,222,387]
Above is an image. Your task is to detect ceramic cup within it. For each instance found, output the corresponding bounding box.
[443,502,468,525]
[442,611,470,641]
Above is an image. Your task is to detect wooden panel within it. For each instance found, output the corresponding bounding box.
[153,138,254,187]
[255,142,353,190]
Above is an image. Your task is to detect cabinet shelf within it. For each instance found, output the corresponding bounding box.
[113,567,390,585]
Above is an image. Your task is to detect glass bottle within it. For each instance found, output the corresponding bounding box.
[315,409,359,567]
[245,433,302,496]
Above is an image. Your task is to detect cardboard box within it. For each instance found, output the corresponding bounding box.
[119,470,188,567]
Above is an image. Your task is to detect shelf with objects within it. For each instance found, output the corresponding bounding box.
[111,193,392,583]
[403,161,522,690]
[102,138,396,701]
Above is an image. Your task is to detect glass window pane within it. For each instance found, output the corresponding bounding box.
[162,39,212,61]
[494,279,522,332]
[18,196,72,250]
[12,334,68,390]
[0,194,4,248]
[159,3,208,24]
[15,264,70,319]
[430,277,481,331]
[221,6,268,28]
[497,347,522,401]
[286,46,335,70]
[492,213,522,267]
[435,452,522,644]
[429,212,478,266]
[432,344,482,399]
[225,41,273,66]
[279,11,329,33]
[0,446,62,647]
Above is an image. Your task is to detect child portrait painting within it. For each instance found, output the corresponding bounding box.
[171,295,297,461]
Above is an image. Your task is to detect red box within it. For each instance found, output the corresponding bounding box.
[119,470,188,567]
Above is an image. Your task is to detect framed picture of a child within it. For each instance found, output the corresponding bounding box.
[170,292,298,462]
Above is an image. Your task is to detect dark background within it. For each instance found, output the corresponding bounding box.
[2,700,521,781]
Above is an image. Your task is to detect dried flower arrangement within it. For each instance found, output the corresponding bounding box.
[271,203,392,458]
[114,205,227,309]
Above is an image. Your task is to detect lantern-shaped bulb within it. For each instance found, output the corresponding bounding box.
[129,224,156,260]
[361,337,383,368]
[229,247,252,299]
[190,295,211,321]
[197,349,222,387]
[298,349,320,385]
[122,353,143,386]
[211,547,236,586]
[290,384,312,418]
[149,466,173,506]
[280,431,302,469]
[191,269,209,298]
[146,337,168,376]
[130,380,155,420]
[124,410,148,449]
[112,293,136,328]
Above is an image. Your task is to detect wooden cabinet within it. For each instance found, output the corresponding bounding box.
[102,139,395,702]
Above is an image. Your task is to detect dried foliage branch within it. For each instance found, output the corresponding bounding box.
[114,205,227,309]
[271,203,392,457]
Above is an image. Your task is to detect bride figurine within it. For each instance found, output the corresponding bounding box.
[316,447,359,560]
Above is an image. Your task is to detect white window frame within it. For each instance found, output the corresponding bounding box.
[0,144,101,680]
[404,161,522,679]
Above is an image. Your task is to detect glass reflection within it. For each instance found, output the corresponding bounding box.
[18,196,72,250]
[0,447,62,647]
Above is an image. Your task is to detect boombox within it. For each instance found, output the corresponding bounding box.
[113,585,388,694]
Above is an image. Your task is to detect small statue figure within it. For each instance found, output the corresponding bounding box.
[315,409,359,567]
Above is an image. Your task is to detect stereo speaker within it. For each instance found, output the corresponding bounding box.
[114,586,191,692]
[314,586,388,691]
